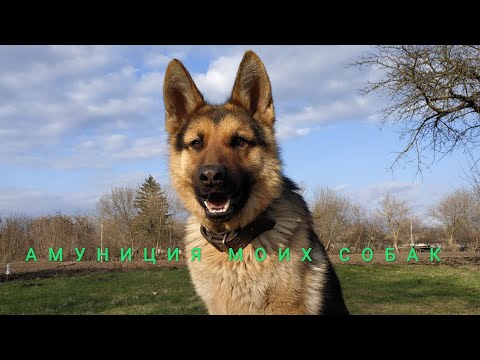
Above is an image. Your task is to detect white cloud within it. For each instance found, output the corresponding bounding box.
[326,79,348,91]
[86,97,156,117]
[0,188,99,216]
[367,113,382,123]
[0,168,173,216]
[134,72,165,95]
[277,126,311,140]
[333,184,350,191]
[0,45,397,215]
[114,137,167,160]
[0,45,379,167]
[53,134,167,169]
[103,134,128,151]
[98,170,170,190]
[186,46,379,141]
[279,96,375,126]
[0,105,17,117]
[76,139,97,150]
[145,53,171,68]
[0,46,118,96]
[368,181,421,197]
[0,46,170,168]
[193,53,244,103]
[143,46,190,68]
[347,181,435,218]
[66,66,138,103]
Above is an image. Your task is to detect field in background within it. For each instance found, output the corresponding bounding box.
[0,263,479,314]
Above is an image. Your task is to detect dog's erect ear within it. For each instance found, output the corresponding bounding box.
[163,59,205,134]
[230,50,274,127]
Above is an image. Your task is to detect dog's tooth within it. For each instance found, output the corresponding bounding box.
[205,197,231,213]
[204,201,213,211]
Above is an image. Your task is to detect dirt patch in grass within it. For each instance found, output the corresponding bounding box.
[0,260,186,282]
[1,251,478,283]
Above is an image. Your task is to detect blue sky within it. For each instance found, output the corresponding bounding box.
[0,45,470,220]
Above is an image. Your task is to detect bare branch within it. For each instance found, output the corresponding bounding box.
[349,45,480,174]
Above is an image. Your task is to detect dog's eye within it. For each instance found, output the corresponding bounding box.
[231,136,249,148]
[190,139,203,150]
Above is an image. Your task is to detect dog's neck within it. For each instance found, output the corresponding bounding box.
[200,212,276,253]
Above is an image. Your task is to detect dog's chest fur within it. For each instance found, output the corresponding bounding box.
[184,200,329,315]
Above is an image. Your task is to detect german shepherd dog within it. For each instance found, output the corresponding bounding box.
[163,50,349,314]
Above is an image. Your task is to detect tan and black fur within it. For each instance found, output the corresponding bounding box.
[163,50,349,314]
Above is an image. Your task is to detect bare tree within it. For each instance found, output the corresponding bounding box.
[467,188,480,250]
[0,214,31,262]
[348,205,366,251]
[364,215,387,249]
[297,180,308,197]
[415,222,445,246]
[97,187,138,252]
[70,214,98,259]
[376,192,411,252]
[311,187,358,251]
[164,185,186,221]
[351,45,480,173]
[429,188,471,249]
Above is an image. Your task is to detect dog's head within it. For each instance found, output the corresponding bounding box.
[163,50,283,231]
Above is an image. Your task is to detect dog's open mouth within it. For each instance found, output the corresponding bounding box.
[204,192,231,214]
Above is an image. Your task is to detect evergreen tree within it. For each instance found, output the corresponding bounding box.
[134,175,170,252]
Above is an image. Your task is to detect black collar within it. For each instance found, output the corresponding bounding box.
[200,213,276,253]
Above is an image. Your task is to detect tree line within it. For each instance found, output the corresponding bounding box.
[1,175,479,262]
[0,175,187,262]
[310,186,480,254]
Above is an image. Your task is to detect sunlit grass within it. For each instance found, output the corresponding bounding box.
[1,265,478,314]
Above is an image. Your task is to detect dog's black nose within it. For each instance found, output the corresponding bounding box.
[199,164,225,187]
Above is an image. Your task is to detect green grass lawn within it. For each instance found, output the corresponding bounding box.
[0,265,479,314]
[0,267,207,315]
[338,265,480,314]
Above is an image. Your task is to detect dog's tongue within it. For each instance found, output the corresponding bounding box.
[207,193,229,207]
[205,193,231,214]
